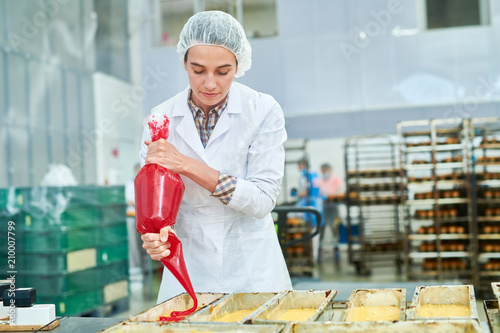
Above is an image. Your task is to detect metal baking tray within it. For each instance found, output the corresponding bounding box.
[340,288,406,322]
[484,299,499,333]
[406,285,479,320]
[128,292,225,322]
[99,322,284,332]
[251,290,337,324]
[280,319,484,333]
[492,282,500,310]
[329,302,348,322]
[185,292,282,324]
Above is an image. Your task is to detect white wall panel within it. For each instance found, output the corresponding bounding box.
[31,127,49,186]
[140,0,500,139]
[316,0,349,37]
[238,37,285,105]
[8,55,28,127]
[141,47,187,114]
[93,72,142,185]
[280,39,319,114]
[315,38,357,112]
[278,0,319,39]
[360,35,397,108]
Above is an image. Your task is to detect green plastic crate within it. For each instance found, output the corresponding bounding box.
[9,208,99,231]
[98,205,127,224]
[14,186,101,209]
[97,187,126,205]
[0,247,99,273]
[97,242,128,265]
[17,268,102,295]
[0,243,128,273]
[0,188,10,212]
[17,227,100,253]
[37,288,102,316]
[102,280,129,305]
[0,186,125,213]
[99,222,128,244]
[99,260,129,287]
[63,187,99,206]
[16,261,128,295]
[57,207,100,227]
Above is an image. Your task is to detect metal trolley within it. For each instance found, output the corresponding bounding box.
[344,135,404,275]
[272,206,321,277]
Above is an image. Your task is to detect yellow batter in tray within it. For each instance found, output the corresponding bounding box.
[213,309,255,322]
[277,308,317,321]
[415,304,471,318]
[346,305,400,322]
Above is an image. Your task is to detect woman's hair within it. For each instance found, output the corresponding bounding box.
[320,163,332,171]
[177,11,252,78]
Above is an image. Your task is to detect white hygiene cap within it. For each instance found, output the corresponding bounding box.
[177,11,252,78]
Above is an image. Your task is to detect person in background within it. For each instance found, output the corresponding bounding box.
[296,158,323,261]
[139,10,292,303]
[318,163,343,263]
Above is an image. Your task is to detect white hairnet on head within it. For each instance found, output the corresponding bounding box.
[177,11,252,78]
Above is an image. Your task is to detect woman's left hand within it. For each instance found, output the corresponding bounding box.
[145,139,186,174]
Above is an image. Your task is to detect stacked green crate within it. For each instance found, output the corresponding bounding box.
[0,187,23,279]
[0,186,130,316]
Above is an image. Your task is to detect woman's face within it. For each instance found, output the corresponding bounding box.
[184,45,237,113]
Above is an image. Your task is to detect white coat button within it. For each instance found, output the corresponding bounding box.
[214,248,217,252]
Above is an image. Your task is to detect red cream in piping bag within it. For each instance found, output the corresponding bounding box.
[134,114,198,321]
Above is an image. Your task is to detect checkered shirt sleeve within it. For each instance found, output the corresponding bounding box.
[211,172,238,205]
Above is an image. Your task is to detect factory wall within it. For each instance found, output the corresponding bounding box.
[0,0,140,187]
[141,0,500,139]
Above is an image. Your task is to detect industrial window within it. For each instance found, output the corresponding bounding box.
[158,0,277,47]
[424,0,490,29]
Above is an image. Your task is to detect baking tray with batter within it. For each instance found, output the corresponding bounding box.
[251,290,337,324]
[339,288,406,322]
[492,282,500,311]
[185,292,282,324]
[98,321,284,332]
[484,299,499,333]
[406,285,479,321]
[280,319,484,333]
[128,292,225,322]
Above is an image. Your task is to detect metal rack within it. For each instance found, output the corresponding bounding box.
[398,119,476,286]
[469,117,500,298]
[344,135,404,275]
[282,138,309,204]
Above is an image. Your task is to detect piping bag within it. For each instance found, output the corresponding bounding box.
[134,113,198,321]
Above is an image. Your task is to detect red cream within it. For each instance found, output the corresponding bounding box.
[135,114,198,321]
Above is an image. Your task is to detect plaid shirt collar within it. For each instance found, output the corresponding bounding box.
[188,90,229,147]
[188,91,228,119]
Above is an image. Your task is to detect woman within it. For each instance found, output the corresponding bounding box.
[139,10,292,303]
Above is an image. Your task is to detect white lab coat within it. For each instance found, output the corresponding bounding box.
[139,82,292,303]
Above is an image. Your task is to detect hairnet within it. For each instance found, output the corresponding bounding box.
[177,11,252,78]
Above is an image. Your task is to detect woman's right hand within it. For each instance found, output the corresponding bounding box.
[141,226,175,261]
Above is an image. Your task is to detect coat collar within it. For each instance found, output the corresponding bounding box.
[172,83,242,161]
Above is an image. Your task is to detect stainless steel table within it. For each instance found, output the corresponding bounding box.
[2,317,125,333]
